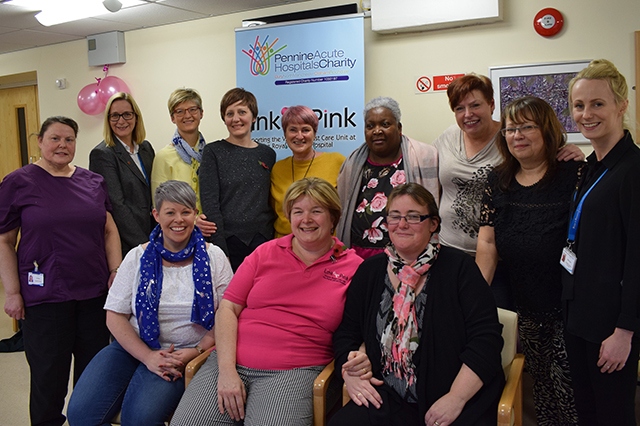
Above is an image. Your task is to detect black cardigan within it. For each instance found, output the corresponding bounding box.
[333,246,504,425]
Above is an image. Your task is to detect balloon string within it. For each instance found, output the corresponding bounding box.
[95,65,110,87]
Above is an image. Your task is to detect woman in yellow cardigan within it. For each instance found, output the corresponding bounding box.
[151,88,216,237]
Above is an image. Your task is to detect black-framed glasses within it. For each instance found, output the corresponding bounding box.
[172,106,201,118]
[500,125,539,137]
[108,111,136,122]
[386,214,432,225]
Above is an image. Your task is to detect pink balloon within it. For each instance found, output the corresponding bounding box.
[77,83,105,115]
[97,76,131,105]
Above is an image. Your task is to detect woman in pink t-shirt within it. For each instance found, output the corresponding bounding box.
[171,177,364,426]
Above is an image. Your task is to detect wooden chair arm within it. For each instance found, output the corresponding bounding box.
[313,361,335,426]
[498,353,525,426]
[185,347,213,388]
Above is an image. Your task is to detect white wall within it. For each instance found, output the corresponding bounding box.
[1,0,638,167]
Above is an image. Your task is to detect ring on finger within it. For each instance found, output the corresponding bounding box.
[357,392,363,397]
[434,422,440,426]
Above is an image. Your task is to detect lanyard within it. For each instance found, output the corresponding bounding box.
[567,168,608,242]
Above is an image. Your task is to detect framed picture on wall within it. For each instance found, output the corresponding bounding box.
[489,60,591,143]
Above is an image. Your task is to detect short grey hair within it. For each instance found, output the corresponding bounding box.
[364,96,401,123]
[155,180,197,211]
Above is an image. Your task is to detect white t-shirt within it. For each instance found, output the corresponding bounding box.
[433,125,502,255]
[105,243,232,348]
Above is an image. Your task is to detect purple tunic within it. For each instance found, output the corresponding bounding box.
[0,164,112,307]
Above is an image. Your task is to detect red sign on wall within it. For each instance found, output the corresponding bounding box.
[433,74,465,91]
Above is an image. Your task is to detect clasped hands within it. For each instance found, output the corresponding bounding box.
[342,350,383,409]
[145,344,191,382]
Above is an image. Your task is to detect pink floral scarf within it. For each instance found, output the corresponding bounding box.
[381,235,440,387]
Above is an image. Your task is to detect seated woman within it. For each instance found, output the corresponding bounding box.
[330,183,504,426]
[271,105,345,237]
[67,180,233,426]
[171,177,363,426]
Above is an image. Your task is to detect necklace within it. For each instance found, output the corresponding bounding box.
[291,149,315,182]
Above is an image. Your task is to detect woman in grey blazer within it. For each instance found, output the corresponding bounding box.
[90,92,155,257]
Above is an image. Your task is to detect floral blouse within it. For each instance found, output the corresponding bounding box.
[350,157,406,251]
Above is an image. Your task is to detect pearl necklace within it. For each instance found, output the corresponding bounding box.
[291,149,316,182]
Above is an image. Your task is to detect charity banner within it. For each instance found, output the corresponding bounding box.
[236,14,365,160]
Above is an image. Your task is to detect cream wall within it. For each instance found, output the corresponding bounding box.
[1,0,638,168]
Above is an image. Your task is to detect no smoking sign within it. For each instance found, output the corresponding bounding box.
[416,76,432,92]
[415,73,464,94]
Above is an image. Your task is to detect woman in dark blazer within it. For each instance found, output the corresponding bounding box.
[90,92,155,257]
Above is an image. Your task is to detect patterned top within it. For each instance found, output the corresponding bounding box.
[433,125,502,255]
[480,161,582,312]
[350,157,406,250]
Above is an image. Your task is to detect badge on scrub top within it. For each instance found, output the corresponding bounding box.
[560,247,577,275]
[28,261,44,287]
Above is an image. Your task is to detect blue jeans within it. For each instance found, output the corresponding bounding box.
[67,340,185,426]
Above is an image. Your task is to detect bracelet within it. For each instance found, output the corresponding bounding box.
[195,345,205,354]
[109,268,119,274]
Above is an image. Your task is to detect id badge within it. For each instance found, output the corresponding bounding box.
[28,261,44,287]
[560,247,577,275]
[28,271,44,286]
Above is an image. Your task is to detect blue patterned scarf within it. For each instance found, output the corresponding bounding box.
[171,129,205,165]
[136,224,214,349]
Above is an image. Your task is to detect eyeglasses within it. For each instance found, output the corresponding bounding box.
[108,111,136,122]
[386,214,432,225]
[500,125,539,137]
[173,106,201,118]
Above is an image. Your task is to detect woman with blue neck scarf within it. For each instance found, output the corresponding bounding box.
[68,180,233,426]
[151,88,218,238]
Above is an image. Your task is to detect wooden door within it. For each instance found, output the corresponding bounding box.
[636,31,640,143]
[0,85,40,181]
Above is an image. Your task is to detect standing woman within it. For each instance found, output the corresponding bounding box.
[434,74,583,309]
[200,88,276,270]
[336,97,439,260]
[90,92,155,257]
[562,59,640,425]
[151,88,217,238]
[0,117,121,426]
[271,105,345,237]
[476,96,580,425]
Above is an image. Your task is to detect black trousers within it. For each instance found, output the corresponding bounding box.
[564,330,639,426]
[328,397,420,426]
[22,295,109,426]
[227,233,269,272]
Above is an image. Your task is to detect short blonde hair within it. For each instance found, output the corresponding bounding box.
[103,92,146,147]
[283,177,342,229]
[168,88,203,115]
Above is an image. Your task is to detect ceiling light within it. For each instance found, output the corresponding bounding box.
[6,0,144,26]
[102,0,122,13]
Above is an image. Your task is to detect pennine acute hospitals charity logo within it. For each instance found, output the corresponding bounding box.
[242,34,287,76]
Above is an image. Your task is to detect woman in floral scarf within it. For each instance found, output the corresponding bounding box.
[331,183,504,426]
